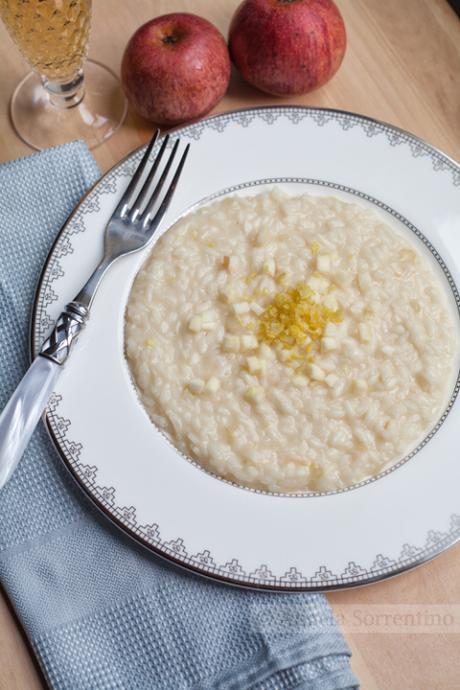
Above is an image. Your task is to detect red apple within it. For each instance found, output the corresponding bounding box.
[121,13,231,125]
[229,0,346,96]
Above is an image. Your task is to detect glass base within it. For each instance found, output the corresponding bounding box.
[10,59,128,151]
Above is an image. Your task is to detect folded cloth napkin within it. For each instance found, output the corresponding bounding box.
[0,141,359,690]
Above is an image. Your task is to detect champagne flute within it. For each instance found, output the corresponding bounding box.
[0,0,127,150]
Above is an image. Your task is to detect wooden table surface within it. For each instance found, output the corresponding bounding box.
[1,1,459,689]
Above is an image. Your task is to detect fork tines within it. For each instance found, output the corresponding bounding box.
[116,129,190,231]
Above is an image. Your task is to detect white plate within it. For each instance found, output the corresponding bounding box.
[32,107,460,590]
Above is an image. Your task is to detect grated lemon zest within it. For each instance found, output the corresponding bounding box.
[257,282,342,362]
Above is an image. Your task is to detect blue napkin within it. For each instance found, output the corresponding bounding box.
[0,141,359,690]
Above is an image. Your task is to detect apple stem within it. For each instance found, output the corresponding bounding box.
[162,35,178,45]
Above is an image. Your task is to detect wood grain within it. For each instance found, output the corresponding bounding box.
[0,1,459,689]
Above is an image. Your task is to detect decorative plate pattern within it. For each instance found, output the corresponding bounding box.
[46,391,460,589]
[32,107,460,590]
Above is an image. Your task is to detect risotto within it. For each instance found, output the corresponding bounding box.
[125,189,458,492]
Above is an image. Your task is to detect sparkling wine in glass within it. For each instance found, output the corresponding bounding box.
[0,0,127,150]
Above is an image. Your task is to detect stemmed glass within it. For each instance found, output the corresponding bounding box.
[0,0,127,150]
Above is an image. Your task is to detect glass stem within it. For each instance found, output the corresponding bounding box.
[42,69,85,109]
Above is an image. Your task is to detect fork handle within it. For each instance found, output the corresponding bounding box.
[40,301,89,364]
[0,357,60,488]
[0,302,89,490]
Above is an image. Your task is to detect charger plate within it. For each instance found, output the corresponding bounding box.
[31,107,460,590]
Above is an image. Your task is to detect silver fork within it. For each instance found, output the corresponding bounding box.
[0,131,190,489]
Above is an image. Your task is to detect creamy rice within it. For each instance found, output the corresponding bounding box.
[125,189,458,492]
